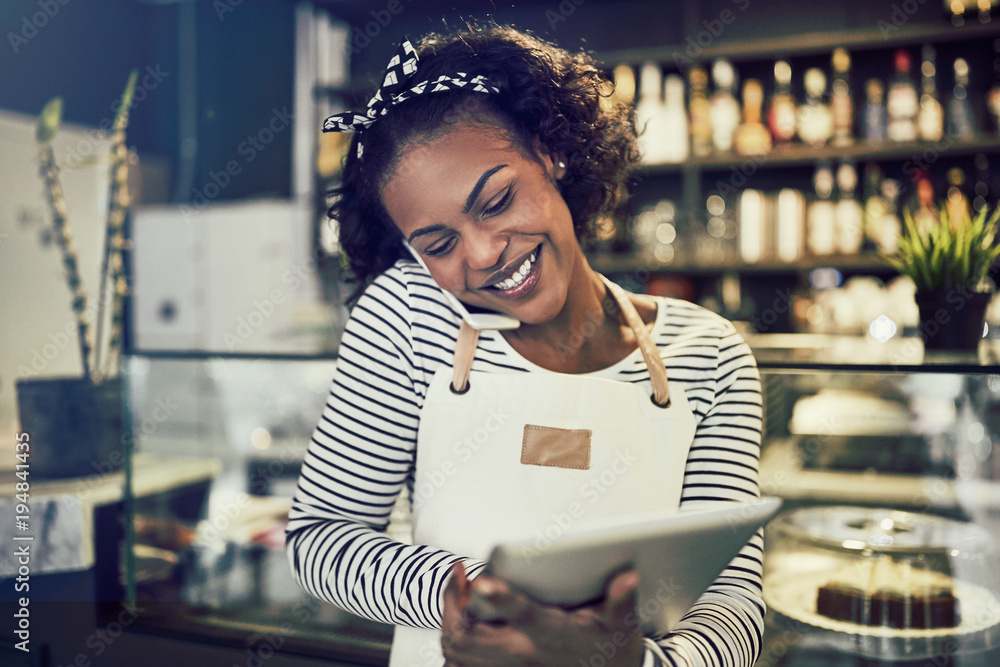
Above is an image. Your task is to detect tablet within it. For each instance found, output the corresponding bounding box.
[486,496,782,634]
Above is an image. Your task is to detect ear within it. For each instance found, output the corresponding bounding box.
[531,135,567,181]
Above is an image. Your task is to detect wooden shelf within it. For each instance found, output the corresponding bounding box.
[595,21,1000,66]
[636,136,1000,175]
[589,253,892,275]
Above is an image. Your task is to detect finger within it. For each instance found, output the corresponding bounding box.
[467,575,530,624]
[444,623,532,666]
[443,562,472,640]
[602,568,640,622]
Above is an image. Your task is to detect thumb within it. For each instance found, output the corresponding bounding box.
[443,562,472,633]
[603,568,639,623]
[445,561,471,602]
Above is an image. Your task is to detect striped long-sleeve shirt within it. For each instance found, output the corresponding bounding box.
[286,259,765,666]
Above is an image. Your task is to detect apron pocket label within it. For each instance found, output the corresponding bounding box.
[521,425,591,470]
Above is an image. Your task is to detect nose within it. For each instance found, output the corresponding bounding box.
[463,226,508,272]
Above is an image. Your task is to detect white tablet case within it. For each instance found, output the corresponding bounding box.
[487,496,782,633]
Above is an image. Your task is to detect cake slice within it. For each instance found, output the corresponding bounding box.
[816,555,959,629]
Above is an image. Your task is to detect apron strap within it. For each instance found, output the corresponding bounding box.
[451,320,480,393]
[600,275,671,407]
[449,277,670,406]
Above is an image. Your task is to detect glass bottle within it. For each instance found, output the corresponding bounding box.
[835,162,864,255]
[807,164,836,256]
[635,61,669,164]
[973,153,989,214]
[831,49,854,146]
[663,74,689,163]
[910,170,938,237]
[798,68,834,147]
[887,49,919,142]
[710,59,741,154]
[775,188,805,263]
[918,44,944,142]
[879,179,902,255]
[864,80,888,142]
[736,79,772,156]
[689,66,713,158]
[611,63,636,108]
[988,39,1000,133]
[863,163,887,250]
[946,167,971,224]
[768,60,797,145]
[947,58,977,139]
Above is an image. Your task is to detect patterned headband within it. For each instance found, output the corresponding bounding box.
[323,38,500,158]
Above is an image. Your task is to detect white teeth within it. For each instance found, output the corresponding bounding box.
[493,251,538,291]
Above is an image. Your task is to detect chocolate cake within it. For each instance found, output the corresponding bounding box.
[816,558,959,629]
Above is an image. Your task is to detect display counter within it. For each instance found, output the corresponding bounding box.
[101,335,1000,665]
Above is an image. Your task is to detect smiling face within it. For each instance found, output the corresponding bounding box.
[381,122,585,326]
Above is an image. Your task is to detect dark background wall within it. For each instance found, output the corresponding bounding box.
[0,0,294,203]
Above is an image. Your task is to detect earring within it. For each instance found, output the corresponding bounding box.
[557,161,566,169]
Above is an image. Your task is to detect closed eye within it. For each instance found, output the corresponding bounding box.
[483,186,513,217]
[424,235,458,257]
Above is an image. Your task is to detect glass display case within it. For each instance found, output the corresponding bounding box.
[116,353,394,665]
[115,337,1000,666]
[750,336,1000,666]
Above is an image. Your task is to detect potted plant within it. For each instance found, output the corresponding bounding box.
[15,70,138,479]
[885,203,1000,351]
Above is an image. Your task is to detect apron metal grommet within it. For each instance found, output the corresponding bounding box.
[651,394,671,408]
[450,381,471,395]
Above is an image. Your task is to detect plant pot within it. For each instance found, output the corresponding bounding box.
[914,290,992,352]
[15,376,124,480]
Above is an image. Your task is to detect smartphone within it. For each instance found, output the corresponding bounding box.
[402,240,520,331]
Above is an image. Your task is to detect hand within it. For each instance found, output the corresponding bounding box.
[441,562,644,667]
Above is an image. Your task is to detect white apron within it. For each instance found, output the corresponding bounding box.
[388,277,696,666]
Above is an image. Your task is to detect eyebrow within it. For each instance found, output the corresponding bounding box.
[407,164,508,243]
[463,164,508,214]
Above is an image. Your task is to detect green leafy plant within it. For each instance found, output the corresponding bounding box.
[35,69,138,382]
[886,204,1000,294]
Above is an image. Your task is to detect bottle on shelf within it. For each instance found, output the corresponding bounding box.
[878,178,902,254]
[703,193,738,264]
[887,49,919,143]
[807,163,836,256]
[611,63,637,108]
[775,188,805,263]
[798,68,834,147]
[946,167,971,223]
[710,59,741,154]
[863,79,888,142]
[735,79,772,156]
[835,162,864,255]
[831,48,854,147]
[918,44,944,143]
[947,58,977,139]
[768,60,797,146]
[988,39,1000,133]
[910,170,938,237]
[689,66,713,158]
[635,61,670,164]
[862,163,887,250]
[662,74,690,163]
[737,188,768,264]
[973,153,990,213]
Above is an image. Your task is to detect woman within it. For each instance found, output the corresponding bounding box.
[286,24,764,666]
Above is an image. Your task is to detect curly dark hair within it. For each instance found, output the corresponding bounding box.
[329,23,640,302]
